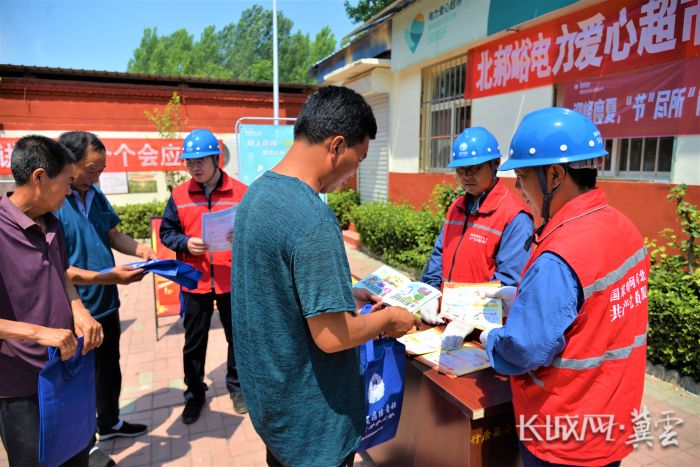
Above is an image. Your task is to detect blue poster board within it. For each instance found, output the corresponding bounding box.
[237,124,294,186]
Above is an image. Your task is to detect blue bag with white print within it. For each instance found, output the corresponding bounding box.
[38,337,95,467]
[357,305,406,451]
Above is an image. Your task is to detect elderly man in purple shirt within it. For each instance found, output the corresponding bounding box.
[0,135,135,467]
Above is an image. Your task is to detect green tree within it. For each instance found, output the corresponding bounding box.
[127,6,335,84]
[344,0,394,24]
[144,92,189,191]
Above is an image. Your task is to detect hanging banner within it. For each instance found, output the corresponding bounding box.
[564,57,700,138]
[237,124,294,186]
[0,138,222,175]
[466,0,700,99]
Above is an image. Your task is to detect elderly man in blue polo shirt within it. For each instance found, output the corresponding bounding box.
[56,132,156,464]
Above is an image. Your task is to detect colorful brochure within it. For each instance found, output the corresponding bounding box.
[440,281,503,330]
[397,328,444,355]
[353,265,441,313]
[416,342,491,376]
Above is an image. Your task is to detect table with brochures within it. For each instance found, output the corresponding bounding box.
[365,327,519,467]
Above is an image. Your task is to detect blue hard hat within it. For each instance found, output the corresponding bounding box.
[499,107,607,171]
[448,127,502,168]
[181,129,221,159]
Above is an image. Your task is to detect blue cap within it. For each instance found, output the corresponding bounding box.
[499,107,607,171]
[181,129,221,159]
[448,127,502,168]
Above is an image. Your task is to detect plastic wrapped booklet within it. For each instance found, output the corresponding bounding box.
[353,265,441,314]
[440,281,503,330]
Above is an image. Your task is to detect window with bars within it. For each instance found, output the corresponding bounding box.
[598,136,674,181]
[420,56,471,172]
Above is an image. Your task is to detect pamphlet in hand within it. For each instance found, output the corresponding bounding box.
[202,206,237,251]
[415,342,491,377]
[440,281,503,330]
[397,328,444,355]
[353,265,441,313]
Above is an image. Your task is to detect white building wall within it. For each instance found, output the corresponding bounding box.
[389,68,422,173]
[471,85,554,177]
[671,136,700,185]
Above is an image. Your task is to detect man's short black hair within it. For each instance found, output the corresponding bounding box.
[11,135,77,186]
[567,167,597,189]
[58,131,106,162]
[294,85,377,147]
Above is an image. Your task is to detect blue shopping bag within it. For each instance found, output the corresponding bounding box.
[101,259,203,290]
[38,337,96,467]
[357,305,406,451]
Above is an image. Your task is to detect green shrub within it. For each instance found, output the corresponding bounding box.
[113,200,167,239]
[352,201,442,274]
[328,189,360,229]
[646,184,700,380]
[430,182,465,218]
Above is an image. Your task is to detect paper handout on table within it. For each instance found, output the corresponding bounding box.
[416,342,491,377]
[202,206,237,251]
[440,281,503,330]
[353,265,441,313]
[397,328,444,355]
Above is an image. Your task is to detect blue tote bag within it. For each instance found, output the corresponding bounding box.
[357,305,407,451]
[38,337,96,467]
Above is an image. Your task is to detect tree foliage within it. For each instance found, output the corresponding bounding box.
[344,0,394,24]
[127,5,336,84]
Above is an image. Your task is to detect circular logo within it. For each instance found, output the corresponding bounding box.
[367,373,385,404]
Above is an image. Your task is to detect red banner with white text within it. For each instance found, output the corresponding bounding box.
[0,138,222,175]
[563,57,700,138]
[466,0,700,99]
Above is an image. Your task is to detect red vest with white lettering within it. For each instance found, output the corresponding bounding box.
[512,188,649,466]
[171,171,247,294]
[441,179,529,285]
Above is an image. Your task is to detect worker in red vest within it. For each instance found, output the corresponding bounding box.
[419,126,533,348]
[483,108,649,467]
[160,128,248,424]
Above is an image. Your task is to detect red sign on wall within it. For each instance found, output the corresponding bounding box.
[466,0,700,99]
[563,56,700,138]
[0,138,223,175]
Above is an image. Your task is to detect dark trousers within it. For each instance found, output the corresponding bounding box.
[519,442,622,467]
[95,310,122,432]
[182,291,238,400]
[265,447,355,467]
[0,395,90,467]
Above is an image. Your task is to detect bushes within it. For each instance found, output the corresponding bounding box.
[352,201,442,274]
[113,200,167,239]
[646,184,700,380]
[328,189,360,230]
[431,182,464,218]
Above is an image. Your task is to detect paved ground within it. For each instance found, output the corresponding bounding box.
[1,246,698,466]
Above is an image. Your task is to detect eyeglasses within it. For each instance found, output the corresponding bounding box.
[184,158,210,168]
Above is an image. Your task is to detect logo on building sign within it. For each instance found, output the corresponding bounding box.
[405,13,425,53]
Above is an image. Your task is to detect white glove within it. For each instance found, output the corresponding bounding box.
[441,321,474,350]
[485,286,517,317]
[419,298,444,325]
[479,324,498,347]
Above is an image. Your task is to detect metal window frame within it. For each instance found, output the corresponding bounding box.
[420,56,470,172]
[599,136,673,182]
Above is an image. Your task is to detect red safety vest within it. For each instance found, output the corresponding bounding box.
[512,188,649,466]
[441,179,529,285]
[171,171,247,294]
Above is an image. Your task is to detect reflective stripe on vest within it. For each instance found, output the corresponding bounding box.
[582,246,648,299]
[176,201,240,209]
[444,220,504,236]
[552,332,647,371]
